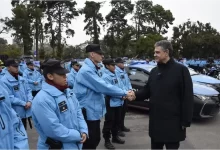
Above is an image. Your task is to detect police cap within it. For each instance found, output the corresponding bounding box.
[26,61,34,66]
[42,59,69,75]
[115,57,125,63]
[5,59,19,67]
[102,58,116,65]
[85,44,104,55]
[71,61,80,66]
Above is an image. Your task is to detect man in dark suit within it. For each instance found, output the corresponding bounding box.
[134,40,194,149]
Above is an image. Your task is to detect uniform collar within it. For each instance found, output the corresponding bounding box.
[115,66,124,73]
[5,71,23,82]
[104,68,115,77]
[27,68,35,72]
[84,58,99,71]
[42,81,64,97]
[70,68,77,74]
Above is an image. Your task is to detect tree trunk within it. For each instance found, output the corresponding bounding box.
[57,5,62,59]
[93,16,99,44]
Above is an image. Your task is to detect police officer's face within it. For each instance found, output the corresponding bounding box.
[48,73,67,86]
[107,64,115,73]
[117,63,124,69]
[73,64,80,71]
[28,64,34,70]
[8,66,19,74]
[92,52,104,63]
[154,46,169,63]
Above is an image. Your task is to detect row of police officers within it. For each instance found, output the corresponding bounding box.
[0,44,134,150]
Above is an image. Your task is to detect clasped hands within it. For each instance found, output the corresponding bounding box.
[123,90,136,101]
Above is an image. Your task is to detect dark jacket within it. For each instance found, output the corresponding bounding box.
[135,58,194,142]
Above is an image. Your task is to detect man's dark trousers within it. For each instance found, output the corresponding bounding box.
[120,100,127,130]
[151,139,180,149]
[102,99,122,140]
[82,120,101,149]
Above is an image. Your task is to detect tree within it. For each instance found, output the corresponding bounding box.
[0,44,22,58]
[105,0,134,57]
[0,18,9,35]
[136,34,165,57]
[132,0,153,40]
[45,1,79,58]
[82,1,104,44]
[0,38,7,45]
[172,20,220,58]
[148,4,174,35]
[5,2,33,55]
[29,1,45,60]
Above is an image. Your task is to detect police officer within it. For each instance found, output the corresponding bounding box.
[32,59,88,149]
[0,60,5,78]
[1,59,33,129]
[18,58,27,76]
[23,61,42,97]
[115,57,132,136]
[67,61,80,89]
[74,44,134,149]
[102,59,126,149]
[0,81,29,149]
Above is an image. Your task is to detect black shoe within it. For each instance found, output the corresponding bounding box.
[118,131,125,137]
[105,140,115,149]
[112,136,125,144]
[122,126,130,132]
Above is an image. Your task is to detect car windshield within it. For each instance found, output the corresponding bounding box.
[188,68,199,76]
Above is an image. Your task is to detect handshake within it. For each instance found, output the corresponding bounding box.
[123,90,136,101]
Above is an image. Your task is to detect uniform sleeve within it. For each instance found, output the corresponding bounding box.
[77,71,127,97]
[75,96,88,135]
[67,74,74,88]
[32,100,82,142]
[2,81,26,106]
[102,75,123,99]
[36,72,43,83]
[13,111,29,149]
[125,74,132,90]
[23,71,34,84]
[25,81,33,102]
[181,67,194,127]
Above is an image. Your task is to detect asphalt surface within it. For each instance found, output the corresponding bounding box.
[27,108,220,149]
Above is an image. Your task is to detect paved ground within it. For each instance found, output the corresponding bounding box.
[27,108,220,149]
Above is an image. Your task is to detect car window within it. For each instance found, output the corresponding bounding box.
[128,69,149,83]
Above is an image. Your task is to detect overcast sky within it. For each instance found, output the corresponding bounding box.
[0,0,220,46]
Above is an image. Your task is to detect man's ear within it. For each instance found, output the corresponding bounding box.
[47,73,54,80]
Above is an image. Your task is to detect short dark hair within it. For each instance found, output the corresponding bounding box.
[155,40,173,57]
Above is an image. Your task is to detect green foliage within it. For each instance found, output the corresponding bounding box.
[172,20,220,58]
[105,0,134,57]
[0,38,7,45]
[0,44,22,58]
[5,3,33,55]
[136,34,165,57]
[44,1,79,59]
[82,1,104,44]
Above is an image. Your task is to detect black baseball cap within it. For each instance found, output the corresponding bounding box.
[85,44,104,55]
[71,61,80,66]
[115,57,126,63]
[102,59,116,65]
[42,59,69,75]
[5,59,19,67]
[26,61,34,66]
